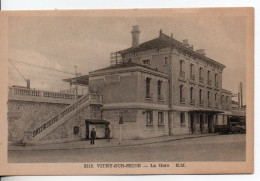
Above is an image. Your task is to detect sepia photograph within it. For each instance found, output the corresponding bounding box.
[0,8,254,175]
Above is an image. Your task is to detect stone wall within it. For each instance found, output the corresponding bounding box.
[41,105,102,141]
[8,100,69,142]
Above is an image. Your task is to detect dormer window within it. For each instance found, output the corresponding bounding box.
[143,59,150,65]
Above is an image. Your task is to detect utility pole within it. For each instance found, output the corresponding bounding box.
[9,59,30,89]
[74,65,78,99]
[240,82,243,107]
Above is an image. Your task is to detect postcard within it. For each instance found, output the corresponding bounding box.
[0,8,254,175]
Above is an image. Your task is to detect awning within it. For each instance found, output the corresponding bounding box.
[63,75,89,85]
[85,119,110,125]
[188,109,224,114]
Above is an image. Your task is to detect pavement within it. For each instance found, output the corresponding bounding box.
[8,133,217,151]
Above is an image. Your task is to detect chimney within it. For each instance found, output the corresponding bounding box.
[131,25,141,48]
[183,39,189,47]
[196,49,206,56]
[171,33,173,38]
[159,29,162,37]
[190,45,194,50]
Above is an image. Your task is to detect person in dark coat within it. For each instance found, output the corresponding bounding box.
[105,125,111,142]
[90,128,96,145]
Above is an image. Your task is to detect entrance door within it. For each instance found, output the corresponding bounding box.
[190,114,194,134]
[85,122,90,139]
[208,115,213,133]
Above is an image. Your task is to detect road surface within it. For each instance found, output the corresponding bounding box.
[8,134,246,163]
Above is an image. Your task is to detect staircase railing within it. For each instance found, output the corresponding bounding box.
[31,93,102,138]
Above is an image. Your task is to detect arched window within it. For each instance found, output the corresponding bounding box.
[180,85,184,102]
[157,80,162,99]
[146,77,151,98]
[199,89,202,104]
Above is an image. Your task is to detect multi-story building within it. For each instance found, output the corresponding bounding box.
[115,25,232,136]
[17,25,234,144]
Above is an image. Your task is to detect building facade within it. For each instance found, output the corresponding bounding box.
[114,26,232,136]
[13,25,234,145]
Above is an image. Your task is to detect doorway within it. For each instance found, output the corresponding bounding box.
[208,114,214,133]
[190,113,194,134]
[85,121,90,139]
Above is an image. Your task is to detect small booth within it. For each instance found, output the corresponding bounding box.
[85,119,110,139]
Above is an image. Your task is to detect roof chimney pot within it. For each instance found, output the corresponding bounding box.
[196,49,206,56]
[159,29,162,37]
[131,25,141,48]
[183,39,189,47]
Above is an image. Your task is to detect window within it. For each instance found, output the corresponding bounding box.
[208,91,210,102]
[190,87,194,103]
[157,80,162,99]
[180,113,185,125]
[226,96,229,103]
[207,70,211,84]
[180,85,184,102]
[221,95,224,105]
[215,73,218,83]
[180,60,184,71]
[158,112,164,125]
[190,64,194,75]
[73,126,79,135]
[146,111,153,125]
[215,93,218,101]
[199,67,203,77]
[179,60,185,77]
[143,59,150,65]
[146,78,151,98]
[199,89,202,104]
[164,57,168,64]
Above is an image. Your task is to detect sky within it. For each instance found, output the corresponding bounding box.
[8,14,247,102]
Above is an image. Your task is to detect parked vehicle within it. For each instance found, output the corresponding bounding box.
[215,119,246,134]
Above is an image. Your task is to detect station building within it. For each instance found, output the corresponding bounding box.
[13,25,234,144]
[63,25,233,139]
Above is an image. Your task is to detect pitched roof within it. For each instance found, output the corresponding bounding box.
[118,32,225,68]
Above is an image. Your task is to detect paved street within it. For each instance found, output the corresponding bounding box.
[8,134,245,163]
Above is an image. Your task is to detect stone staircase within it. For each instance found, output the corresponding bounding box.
[22,93,102,144]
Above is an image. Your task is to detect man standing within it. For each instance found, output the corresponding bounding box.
[90,128,96,145]
[105,125,111,142]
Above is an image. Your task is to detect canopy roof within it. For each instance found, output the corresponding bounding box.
[63,75,89,85]
[85,119,110,125]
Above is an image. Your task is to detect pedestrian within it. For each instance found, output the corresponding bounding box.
[90,128,96,145]
[105,125,111,142]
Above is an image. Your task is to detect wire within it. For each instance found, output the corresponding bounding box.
[9,58,76,75]
[9,60,27,82]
